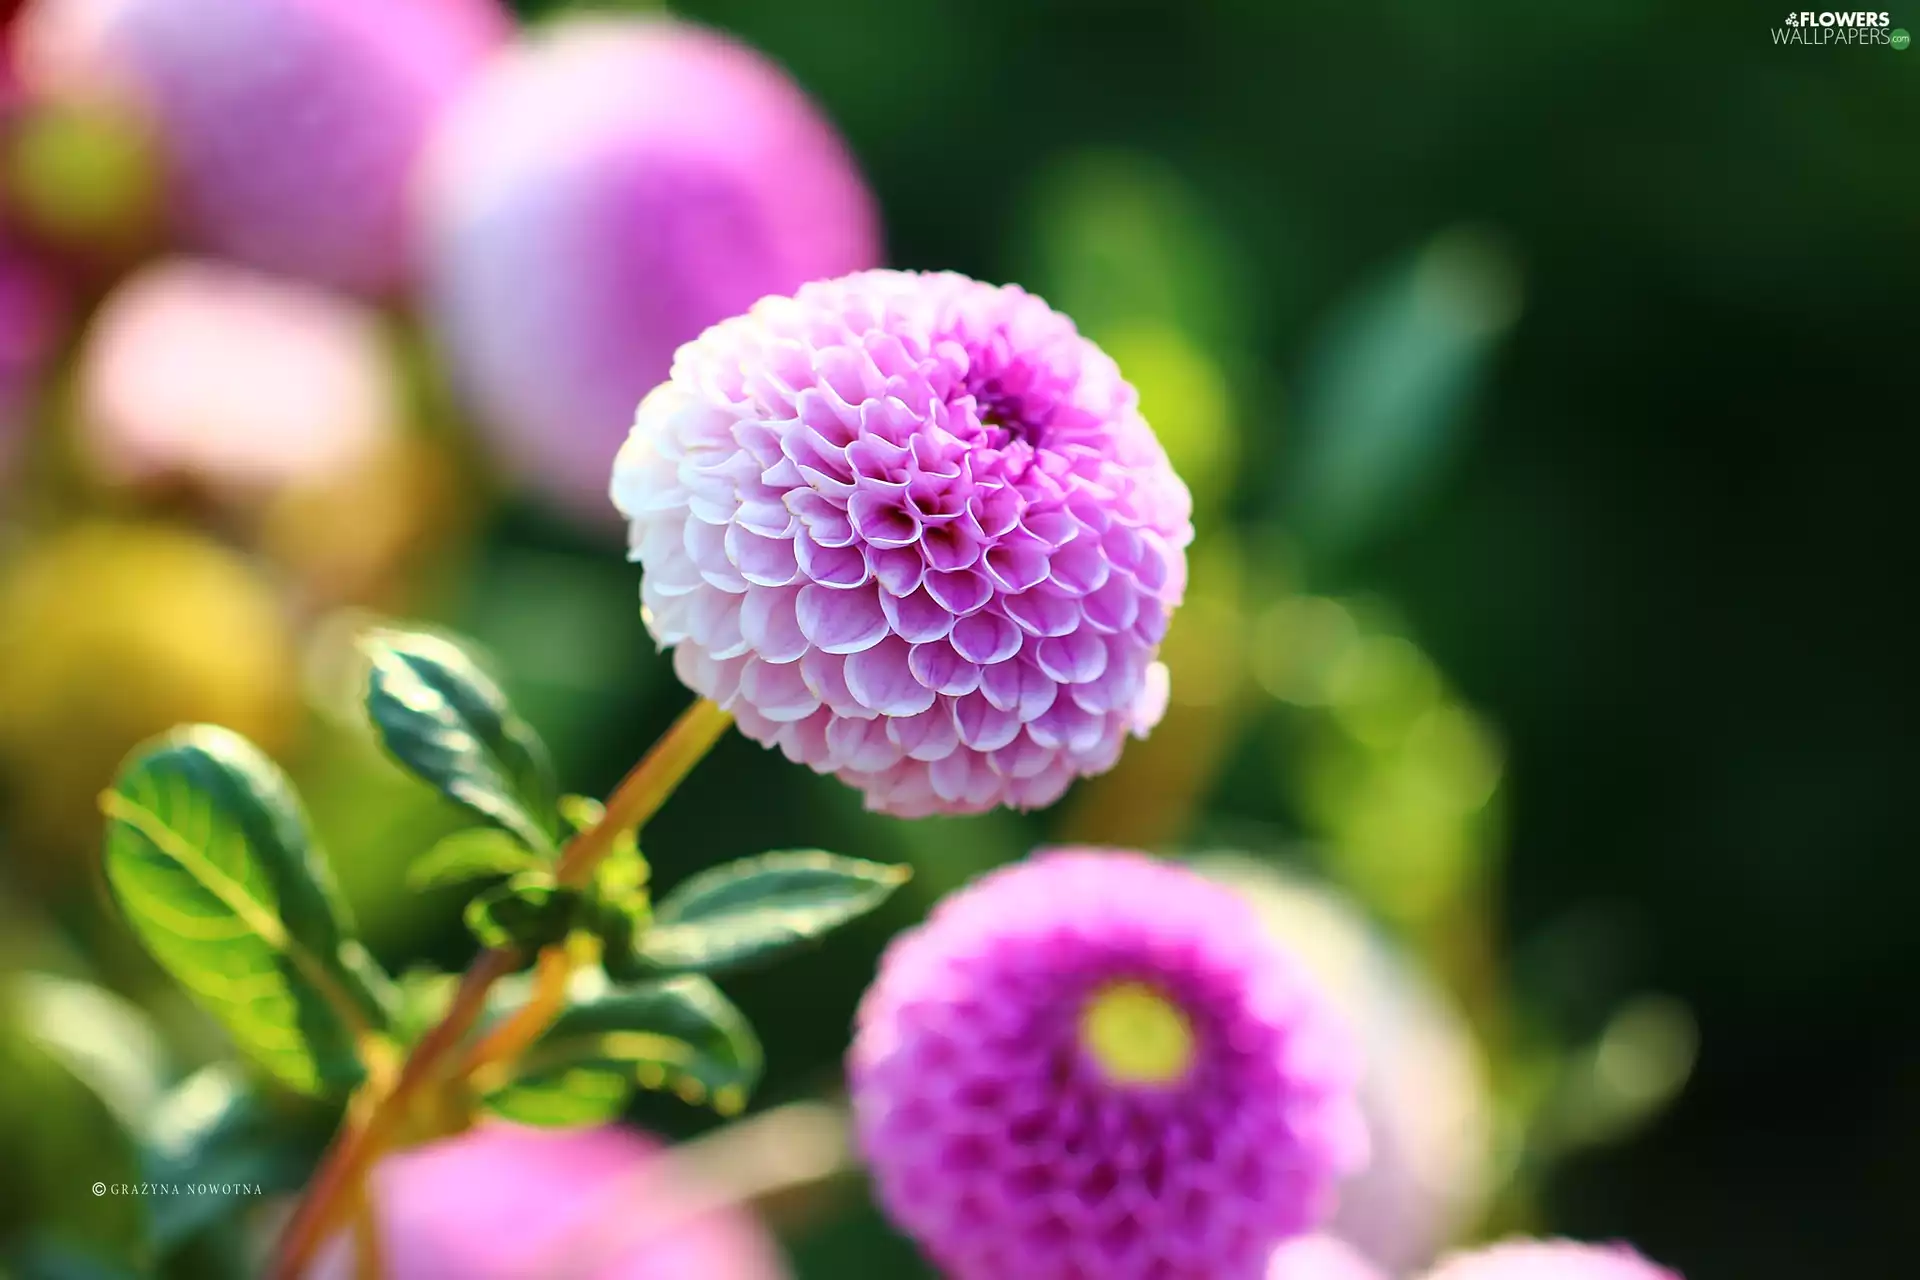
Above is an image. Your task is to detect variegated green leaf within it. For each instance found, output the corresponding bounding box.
[100,727,394,1096]
[483,976,761,1126]
[361,630,561,852]
[407,828,546,892]
[638,851,909,977]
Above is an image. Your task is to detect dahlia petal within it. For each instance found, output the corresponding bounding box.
[880,587,958,645]
[923,522,984,572]
[737,656,819,722]
[739,584,810,664]
[924,567,993,616]
[887,705,961,762]
[726,525,801,587]
[987,730,1057,779]
[685,518,748,593]
[850,490,923,548]
[797,582,889,654]
[686,588,748,661]
[868,545,927,596]
[788,489,857,547]
[951,611,1023,666]
[1002,585,1083,638]
[845,636,938,717]
[795,530,871,589]
[982,532,1052,594]
[827,714,907,773]
[950,691,1023,753]
[979,658,1058,723]
[801,648,877,720]
[1131,662,1171,738]
[1036,627,1108,685]
[1081,574,1141,634]
[1047,534,1111,595]
[909,639,984,698]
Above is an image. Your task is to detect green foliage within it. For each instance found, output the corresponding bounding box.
[139,1065,321,1253]
[1,979,150,1274]
[484,975,762,1126]
[99,727,395,1096]
[1285,227,1521,567]
[360,630,562,853]
[463,873,581,951]
[407,827,547,892]
[635,850,911,977]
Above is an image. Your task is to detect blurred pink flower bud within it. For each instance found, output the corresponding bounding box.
[307,1122,791,1280]
[422,17,880,521]
[74,257,397,495]
[15,0,509,294]
[1195,855,1495,1274]
[1423,1240,1682,1280]
[1268,1235,1388,1280]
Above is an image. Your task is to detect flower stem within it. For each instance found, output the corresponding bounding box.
[460,696,734,1073]
[268,698,733,1279]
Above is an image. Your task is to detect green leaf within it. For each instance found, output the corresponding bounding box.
[464,873,578,951]
[100,726,395,1096]
[638,851,910,977]
[138,1064,320,1252]
[483,976,761,1126]
[10,973,167,1132]
[361,629,561,852]
[407,828,546,892]
[1285,226,1521,564]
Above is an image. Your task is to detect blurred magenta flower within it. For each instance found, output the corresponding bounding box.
[612,270,1191,817]
[848,849,1364,1280]
[1268,1235,1387,1280]
[14,0,508,294]
[1195,855,1493,1274]
[0,225,65,456]
[306,1122,790,1279]
[422,16,879,519]
[73,257,397,495]
[1423,1241,1681,1280]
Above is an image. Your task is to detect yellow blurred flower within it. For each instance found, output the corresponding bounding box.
[0,523,299,881]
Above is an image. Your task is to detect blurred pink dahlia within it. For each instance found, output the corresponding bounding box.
[74,257,396,495]
[425,17,879,519]
[848,850,1365,1280]
[1267,1235,1387,1280]
[611,270,1192,817]
[1196,855,1493,1274]
[1423,1240,1682,1280]
[16,0,508,294]
[306,1122,789,1280]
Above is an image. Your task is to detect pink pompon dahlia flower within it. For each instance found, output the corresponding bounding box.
[305,1122,789,1280]
[425,17,880,519]
[611,270,1192,818]
[1423,1240,1682,1280]
[848,850,1365,1280]
[15,0,509,295]
[1267,1235,1387,1280]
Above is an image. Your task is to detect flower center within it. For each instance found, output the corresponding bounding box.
[1079,981,1195,1086]
[964,345,1063,449]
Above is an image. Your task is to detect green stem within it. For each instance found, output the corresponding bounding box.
[268,698,733,1279]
